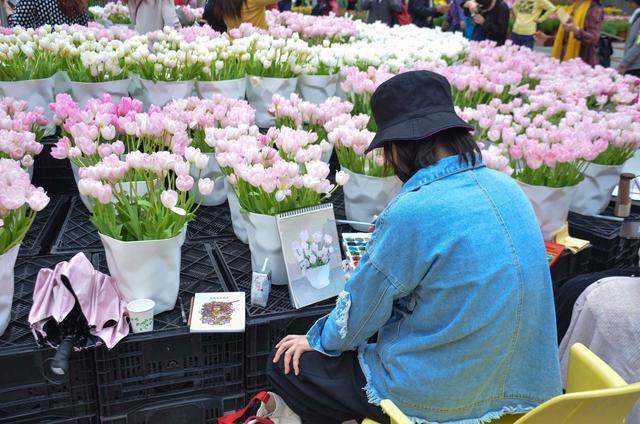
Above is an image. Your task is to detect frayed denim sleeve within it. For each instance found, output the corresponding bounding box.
[306,250,406,357]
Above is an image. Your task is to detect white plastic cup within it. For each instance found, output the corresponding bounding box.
[126,299,155,333]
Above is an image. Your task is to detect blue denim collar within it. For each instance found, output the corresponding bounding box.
[401,154,486,194]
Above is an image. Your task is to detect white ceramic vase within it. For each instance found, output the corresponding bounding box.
[304,263,331,289]
[298,74,339,104]
[571,163,623,215]
[517,181,577,240]
[138,78,195,109]
[196,78,246,100]
[246,76,298,128]
[68,78,131,107]
[0,245,20,337]
[342,167,403,231]
[100,228,186,315]
[227,189,249,244]
[246,213,287,285]
[190,153,227,206]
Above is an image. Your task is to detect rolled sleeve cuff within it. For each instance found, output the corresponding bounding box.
[306,316,342,357]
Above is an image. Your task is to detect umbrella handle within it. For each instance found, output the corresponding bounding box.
[51,336,74,376]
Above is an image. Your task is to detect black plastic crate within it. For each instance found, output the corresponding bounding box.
[213,238,335,323]
[32,138,77,196]
[99,393,246,424]
[245,316,326,399]
[16,415,97,424]
[19,196,69,257]
[0,254,98,423]
[92,243,244,418]
[186,204,235,242]
[52,197,237,254]
[50,197,102,255]
[92,243,226,333]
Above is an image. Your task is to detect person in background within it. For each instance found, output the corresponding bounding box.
[511,0,555,49]
[362,0,403,26]
[8,0,88,27]
[266,70,562,424]
[278,0,292,11]
[409,0,449,28]
[535,0,603,66]
[447,0,467,31]
[128,0,181,34]
[203,0,227,31]
[216,0,278,29]
[1,0,10,26]
[466,0,510,45]
[617,0,640,77]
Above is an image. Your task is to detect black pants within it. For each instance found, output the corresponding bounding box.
[626,69,640,77]
[267,350,390,424]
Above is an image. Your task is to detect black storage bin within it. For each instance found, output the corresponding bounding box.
[92,243,246,420]
[32,137,76,195]
[19,196,68,257]
[0,255,98,424]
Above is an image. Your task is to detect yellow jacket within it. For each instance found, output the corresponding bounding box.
[224,0,279,30]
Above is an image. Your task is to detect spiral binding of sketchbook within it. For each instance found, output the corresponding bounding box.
[277,203,334,219]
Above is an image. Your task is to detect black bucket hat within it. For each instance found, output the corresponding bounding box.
[365,70,473,154]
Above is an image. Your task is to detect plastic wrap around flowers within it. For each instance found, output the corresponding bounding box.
[0,159,50,254]
[292,230,334,273]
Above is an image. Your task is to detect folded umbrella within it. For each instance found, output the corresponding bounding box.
[29,252,129,375]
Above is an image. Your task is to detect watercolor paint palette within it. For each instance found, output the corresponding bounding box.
[341,233,372,269]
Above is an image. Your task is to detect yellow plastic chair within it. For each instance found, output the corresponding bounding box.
[363,343,640,424]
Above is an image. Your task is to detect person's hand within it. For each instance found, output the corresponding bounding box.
[534,31,549,44]
[273,335,313,376]
[562,19,578,34]
[473,13,485,24]
[464,0,478,12]
[617,64,626,74]
[437,4,450,13]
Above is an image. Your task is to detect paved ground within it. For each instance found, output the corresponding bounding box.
[536,42,626,68]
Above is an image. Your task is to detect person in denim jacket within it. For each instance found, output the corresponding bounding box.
[268,71,562,424]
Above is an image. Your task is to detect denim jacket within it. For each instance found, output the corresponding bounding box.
[307,155,562,423]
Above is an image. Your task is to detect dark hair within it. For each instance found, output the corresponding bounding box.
[213,0,245,20]
[383,127,480,183]
[58,0,87,19]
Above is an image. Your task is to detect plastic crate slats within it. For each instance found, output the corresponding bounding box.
[19,196,68,257]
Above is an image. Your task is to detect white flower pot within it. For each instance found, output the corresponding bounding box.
[227,188,249,244]
[0,245,20,337]
[137,78,195,109]
[517,181,577,240]
[304,263,331,289]
[99,228,186,314]
[71,162,94,212]
[0,76,56,133]
[246,212,287,285]
[320,145,333,163]
[190,153,227,206]
[571,163,623,215]
[246,76,298,128]
[68,79,131,107]
[196,78,246,100]
[298,74,339,104]
[342,167,402,232]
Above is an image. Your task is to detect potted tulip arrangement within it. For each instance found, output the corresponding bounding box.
[62,35,140,106]
[78,149,213,314]
[210,125,348,283]
[0,97,47,176]
[339,66,393,131]
[298,44,342,104]
[244,33,310,127]
[193,36,250,100]
[0,27,67,128]
[0,159,49,336]
[326,113,401,231]
[270,93,352,162]
[164,96,255,206]
[571,112,640,215]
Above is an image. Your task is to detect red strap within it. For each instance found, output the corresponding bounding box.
[219,392,272,424]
